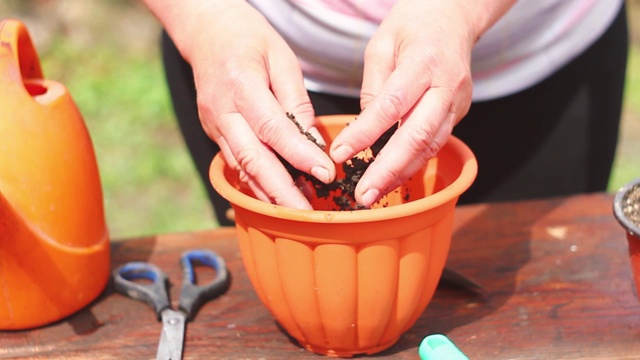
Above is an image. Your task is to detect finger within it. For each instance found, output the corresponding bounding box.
[217,112,313,210]
[267,47,317,130]
[359,34,395,111]
[213,135,271,201]
[233,68,336,184]
[269,58,330,160]
[330,58,432,164]
[214,120,266,197]
[354,88,455,207]
[213,135,237,171]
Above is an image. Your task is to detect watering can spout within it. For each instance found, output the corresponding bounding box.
[0,18,110,330]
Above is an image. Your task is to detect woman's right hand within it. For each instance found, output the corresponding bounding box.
[142,0,336,209]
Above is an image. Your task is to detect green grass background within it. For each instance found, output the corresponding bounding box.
[2,1,639,239]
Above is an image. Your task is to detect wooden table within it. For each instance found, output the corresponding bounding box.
[1,192,639,359]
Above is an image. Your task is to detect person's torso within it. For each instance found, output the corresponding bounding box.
[248,0,624,100]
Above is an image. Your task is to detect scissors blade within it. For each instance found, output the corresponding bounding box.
[156,309,187,360]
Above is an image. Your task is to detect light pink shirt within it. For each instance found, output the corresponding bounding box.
[288,0,394,23]
[248,0,623,101]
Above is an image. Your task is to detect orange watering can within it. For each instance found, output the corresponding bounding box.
[0,19,110,329]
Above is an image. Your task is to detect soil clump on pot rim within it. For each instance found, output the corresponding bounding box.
[283,113,398,211]
[622,184,640,228]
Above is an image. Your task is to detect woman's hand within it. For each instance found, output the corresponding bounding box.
[329,0,515,207]
[143,0,336,209]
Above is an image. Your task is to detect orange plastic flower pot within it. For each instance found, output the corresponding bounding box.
[0,19,110,329]
[210,114,477,357]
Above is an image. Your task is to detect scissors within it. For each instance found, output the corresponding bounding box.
[113,249,230,360]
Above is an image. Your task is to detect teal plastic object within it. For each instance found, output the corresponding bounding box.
[419,334,469,360]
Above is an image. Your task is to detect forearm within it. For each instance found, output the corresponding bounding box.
[138,0,250,63]
[464,0,518,42]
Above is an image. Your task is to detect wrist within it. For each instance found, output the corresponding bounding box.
[140,0,248,63]
[462,0,517,43]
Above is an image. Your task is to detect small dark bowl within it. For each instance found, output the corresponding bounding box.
[613,177,640,298]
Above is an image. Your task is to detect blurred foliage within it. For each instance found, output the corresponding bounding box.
[47,44,218,238]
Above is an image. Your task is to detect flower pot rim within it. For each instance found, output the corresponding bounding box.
[613,177,640,237]
[210,115,478,223]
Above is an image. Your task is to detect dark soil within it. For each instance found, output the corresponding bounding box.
[284,113,397,211]
[622,184,640,227]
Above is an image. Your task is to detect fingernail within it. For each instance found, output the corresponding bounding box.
[361,188,380,207]
[310,165,331,183]
[331,144,353,162]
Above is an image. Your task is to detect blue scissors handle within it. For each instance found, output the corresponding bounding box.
[178,249,230,320]
[113,262,170,320]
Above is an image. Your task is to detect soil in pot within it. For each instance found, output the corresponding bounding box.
[622,183,640,227]
[283,113,398,211]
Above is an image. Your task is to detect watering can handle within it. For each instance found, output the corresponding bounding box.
[0,18,43,80]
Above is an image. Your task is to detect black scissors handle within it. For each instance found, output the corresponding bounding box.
[113,262,170,320]
[178,249,230,320]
